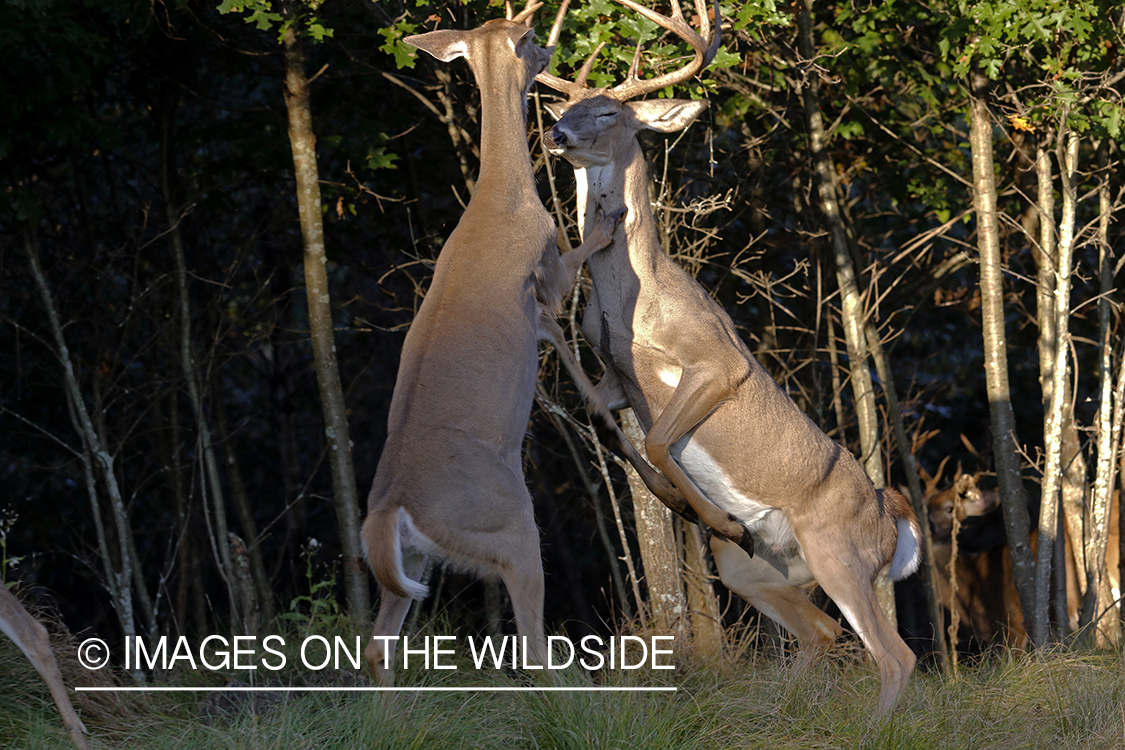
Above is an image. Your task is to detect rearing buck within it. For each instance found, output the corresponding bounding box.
[538,0,921,713]
[362,4,641,682]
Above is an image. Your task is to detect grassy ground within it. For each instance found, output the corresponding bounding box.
[4,622,1124,749]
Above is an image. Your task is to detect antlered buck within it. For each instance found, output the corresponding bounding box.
[361,4,685,681]
[538,0,921,713]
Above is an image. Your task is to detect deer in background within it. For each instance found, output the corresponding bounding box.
[922,459,1024,649]
[1,586,88,748]
[538,0,921,713]
[923,460,1119,649]
[361,3,691,683]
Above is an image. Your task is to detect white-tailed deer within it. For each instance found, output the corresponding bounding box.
[922,457,1002,544]
[924,466,1026,649]
[361,4,666,683]
[924,463,1120,648]
[1,586,88,748]
[538,0,921,713]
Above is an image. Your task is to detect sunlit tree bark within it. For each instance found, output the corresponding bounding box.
[282,24,369,619]
[968,69,1037,640]
[1033,128,1078,646]
[621,409,687,635]
[1085,139,1121,645]
[796,0,894,626]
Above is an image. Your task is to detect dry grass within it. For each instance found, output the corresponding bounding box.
[4,617,1124,749]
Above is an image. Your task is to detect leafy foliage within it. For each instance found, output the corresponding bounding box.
[0,0,1122,716]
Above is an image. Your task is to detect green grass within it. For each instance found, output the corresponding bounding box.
[5,627,1125,750]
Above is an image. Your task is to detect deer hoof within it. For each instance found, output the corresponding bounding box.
[735,523,755,558]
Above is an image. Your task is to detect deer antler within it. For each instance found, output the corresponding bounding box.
[536,0,721,100]
[920,454,951,499]
[510,0,544,24]
[610,0,720,99]
[544,0,571,47]
[535,0,595,97]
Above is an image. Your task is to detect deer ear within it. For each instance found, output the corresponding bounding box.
[506,23,536,48]
[627,99,708,133]
[543,101,569,121]
[404,30,470,63]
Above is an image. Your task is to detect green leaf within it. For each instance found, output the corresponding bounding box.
[367,146,400,171]
[379,22,420,69]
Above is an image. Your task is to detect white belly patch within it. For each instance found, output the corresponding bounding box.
[674,439,800,557]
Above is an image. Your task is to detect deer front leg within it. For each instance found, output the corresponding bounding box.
[538,319,699,524]
[643,368,755,556]
[558,206,627,280]
[0,587,89,749]
[537,207,626,316]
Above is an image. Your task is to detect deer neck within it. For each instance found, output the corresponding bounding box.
[472,69,538,210]
[576,138,661,279]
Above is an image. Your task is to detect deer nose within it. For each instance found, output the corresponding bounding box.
[544,127,568,151]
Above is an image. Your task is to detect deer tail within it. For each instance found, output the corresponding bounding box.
[362,506,429,600]
[881,486,922,581]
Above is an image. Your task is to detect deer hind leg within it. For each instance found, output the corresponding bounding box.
[499,542,549,674]
[459,506,550,676]
[365,550,428,685]
[800,533,915,715]
[643,369,755,554]
[433,493,550,677]
[711,536,841,650]
[0,587,89,749]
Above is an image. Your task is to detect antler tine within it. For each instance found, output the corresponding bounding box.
[610,0,722,101]
[545,0,571,48]
[933,454,951,491]
[534,0,592,97]
[575,41,607,88]
[623,37,643,85]
[511,0,544,24]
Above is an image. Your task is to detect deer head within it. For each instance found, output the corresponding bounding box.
[538,0,720,203]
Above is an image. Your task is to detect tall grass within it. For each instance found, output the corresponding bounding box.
[4,619,1124,749]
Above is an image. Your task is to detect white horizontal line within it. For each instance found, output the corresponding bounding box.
[74,686,676,693]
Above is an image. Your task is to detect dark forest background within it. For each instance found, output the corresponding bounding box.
[2,0,1122,670]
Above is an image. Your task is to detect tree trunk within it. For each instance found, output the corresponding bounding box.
[797,0,893,624]
[1031,129,1085,642]
[282,26,369,620]
[968,70,1037,637]
[1033,128,1078,647]
[796,0,881,484]
[1086,139,1120,645]
[682,521,723,661]
[211,371,277,629]
[160,85,240,629]
[24,228,145,677]
[825,312,847,441]
[543,402,633,621]
[601,442,644,618]
[620,409,687,635]
[867,321,950,670]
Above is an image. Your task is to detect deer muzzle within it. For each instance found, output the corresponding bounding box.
[542,126,568,154]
